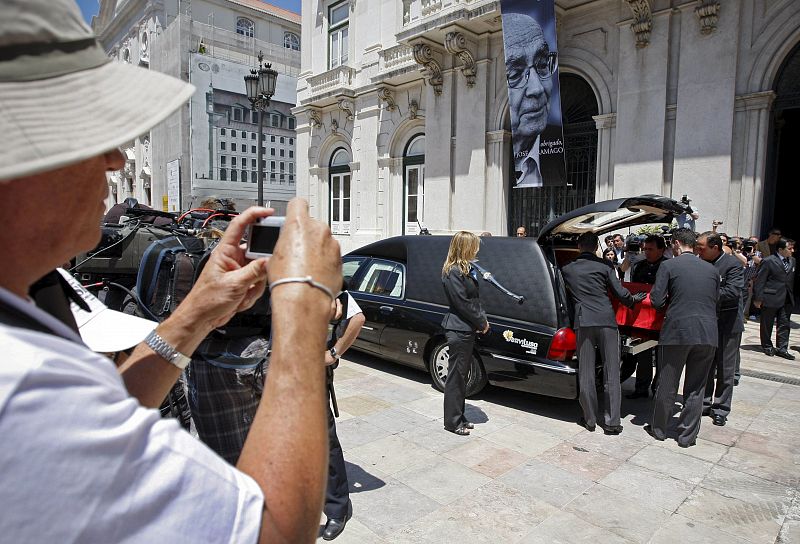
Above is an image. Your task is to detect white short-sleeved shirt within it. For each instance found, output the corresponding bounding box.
[0,288,263,543]
[345,292,362,320]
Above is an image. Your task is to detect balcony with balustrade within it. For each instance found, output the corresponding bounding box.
[304,65,356,106]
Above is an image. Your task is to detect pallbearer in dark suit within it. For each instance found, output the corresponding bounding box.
[697,232,745,427]
[645,229,719,448]
[754,238,796,360]
[562,232,640,434]
[441,232,489,436]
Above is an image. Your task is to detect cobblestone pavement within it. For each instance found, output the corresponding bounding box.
[317,318,800,543]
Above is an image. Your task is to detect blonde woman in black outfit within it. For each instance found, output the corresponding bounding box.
[441,232,489,436]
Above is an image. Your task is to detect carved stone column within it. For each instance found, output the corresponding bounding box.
[444,31,476,87]
[377,156,404,237]
[485,130,511,235]
[734,91,775,237]
[593,113,616,201]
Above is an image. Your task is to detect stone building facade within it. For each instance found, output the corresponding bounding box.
[294,0,800,253]
[93,0,301,213]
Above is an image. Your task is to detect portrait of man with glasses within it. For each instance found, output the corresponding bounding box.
[502,9,566,189]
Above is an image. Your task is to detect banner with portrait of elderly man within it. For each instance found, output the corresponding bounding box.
[500,0,567,188]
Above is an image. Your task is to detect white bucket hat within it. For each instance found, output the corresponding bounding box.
[0,0,195,181]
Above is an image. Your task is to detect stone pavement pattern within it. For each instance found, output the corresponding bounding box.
[318,320,800,543]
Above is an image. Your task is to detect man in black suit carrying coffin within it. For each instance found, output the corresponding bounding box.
[562,232,642,435]
[754,238,796,360]
[645,229,719,448]
[696,232,745,426]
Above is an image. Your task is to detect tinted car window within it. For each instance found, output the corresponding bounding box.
[342,256,367,289]
[354,260,404,298]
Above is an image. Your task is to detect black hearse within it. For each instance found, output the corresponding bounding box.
[344,195,685,400]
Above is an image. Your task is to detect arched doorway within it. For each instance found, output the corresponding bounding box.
[764,42,800,306]
[507,73,599,236]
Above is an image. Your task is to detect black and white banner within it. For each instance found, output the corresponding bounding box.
[500,0,567,188]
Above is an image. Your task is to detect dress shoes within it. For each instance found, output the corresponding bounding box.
[712,414,727,426]
[763,347,775,357]
[578,418,596,432]
[462,421,475,429]
[322,502,353,541]
[625,390,649,400]
[776,350,796,361]
[599,423,623,435]
[702,408,711,417]
[643,424,664,441]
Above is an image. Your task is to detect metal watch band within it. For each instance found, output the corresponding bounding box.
[329,347,340,360]
[144,330,191,370]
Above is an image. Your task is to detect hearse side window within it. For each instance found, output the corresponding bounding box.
[354,260,404,298]
[342,256,366,290]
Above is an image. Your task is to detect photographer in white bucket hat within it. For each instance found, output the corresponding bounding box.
[0,1,340,542]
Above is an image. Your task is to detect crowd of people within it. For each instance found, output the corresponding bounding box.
[568,221,793,446]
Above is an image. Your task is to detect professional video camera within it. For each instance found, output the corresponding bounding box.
[625,233,647,253]
[680,194,694,214]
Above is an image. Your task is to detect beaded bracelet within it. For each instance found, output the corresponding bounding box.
[268,276,340,301]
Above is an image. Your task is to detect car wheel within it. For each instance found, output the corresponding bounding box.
[428,341,488,397]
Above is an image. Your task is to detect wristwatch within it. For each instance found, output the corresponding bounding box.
[144,330,191,370]
[329,346,341,361]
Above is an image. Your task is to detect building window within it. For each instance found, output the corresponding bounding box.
[284,32,300,51]
[231,169,238,182]
[221,128,226,136]
[289,150,294,158]
[289,138,294,145]
[288,117,296,130]
[232,143,237,152]
[280,149,285,157]
[231,130,237,138]
[328,2,349,69]
[251,132,256,140]
[251,145,256,153]
[280,136,285,144]
[220,169,227,181]
[233,107,244,122]
[270,160,276,172]
[220,156,227,166]
[280,162,285,172]
[251,158,257,168]
[242,170,248,183]
[404,134,425,235]
[270,148,276,156]
[236,17,254,38]
[271,135,276,143]
[220,141,226,151]
[232,156,237,167]
[270,113,281,128]
[329,148,351,234]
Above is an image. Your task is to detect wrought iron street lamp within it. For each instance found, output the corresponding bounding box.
[244,51,278,206]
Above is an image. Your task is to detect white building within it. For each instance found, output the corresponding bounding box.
[294,0,800,253]
[93,0,301,213]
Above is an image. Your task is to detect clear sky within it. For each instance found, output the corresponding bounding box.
[76,0,301,23]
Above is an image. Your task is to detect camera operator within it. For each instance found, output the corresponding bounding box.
[619,234,645,281]
[677,195,700,232]
[626,235,668,400]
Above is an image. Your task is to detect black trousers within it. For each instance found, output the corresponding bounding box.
[577,326,621,427]
[651,344,715,446]
[633,348,658,394]
[760,302,793,352]
[325,393,350,519]
[444,330,474,431]
[704,331,741,417]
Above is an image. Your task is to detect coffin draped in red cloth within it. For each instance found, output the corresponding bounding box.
[611,282,665,332]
